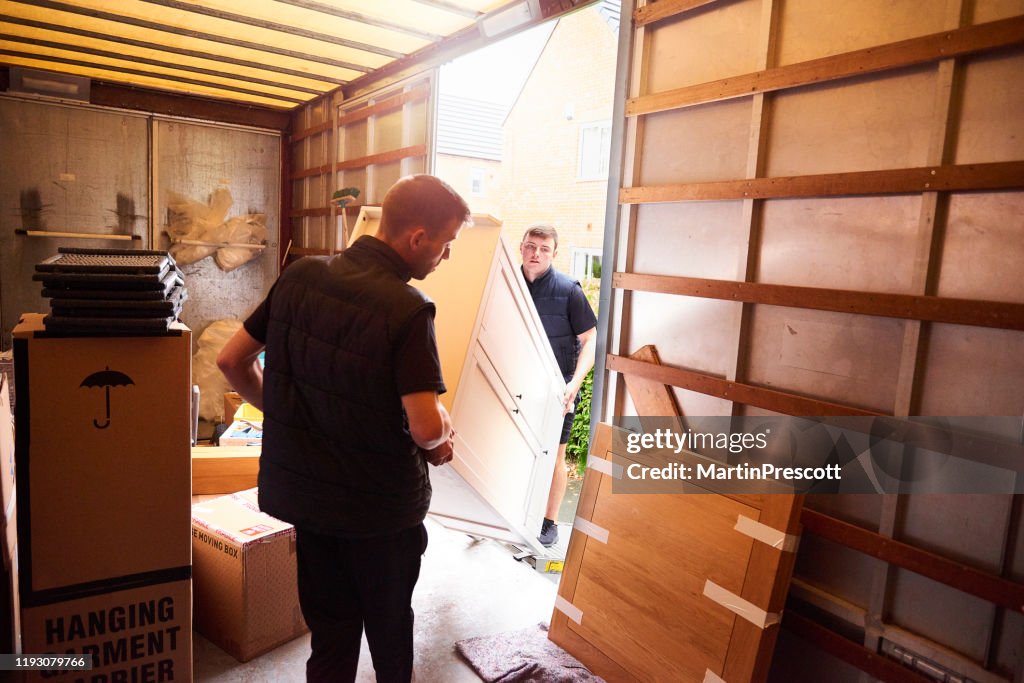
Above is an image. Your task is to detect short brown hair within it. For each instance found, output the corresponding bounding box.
[522,223,559,249]
[380,175,470,238]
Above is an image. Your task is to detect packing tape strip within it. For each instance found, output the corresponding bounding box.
[587,456,623,479]
[703,670,727,683]
[554,595,583,625]
[573,516,609,544]
[702,579,780,629]
[734,515,798,553]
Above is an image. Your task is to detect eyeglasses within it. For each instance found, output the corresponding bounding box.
[522,243,553,255]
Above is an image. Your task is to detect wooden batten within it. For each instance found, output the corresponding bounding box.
[335,144,427,171]
[606,354,885,417]
[612,272,1024,331]
[619,161,1024,204]
[336,85,431,127]
[800,509,1024,612]
[783,612,936,683]
[626,15,1024,117]
[634,0,720,28]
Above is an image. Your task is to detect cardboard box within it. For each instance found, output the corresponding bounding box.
[218,419,263,447]
[20,579,191,682]
[12,313,193,680]
[191,489,307,662]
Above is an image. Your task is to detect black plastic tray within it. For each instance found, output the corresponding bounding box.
[36,248,172,275]
[43,314,176,333]
[33,267,183,291]
[50,287,187,316]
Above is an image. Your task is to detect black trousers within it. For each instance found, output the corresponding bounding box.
[295,523,428,683]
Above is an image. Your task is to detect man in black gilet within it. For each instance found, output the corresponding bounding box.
[520,224,598,548]
[217,175,470,682]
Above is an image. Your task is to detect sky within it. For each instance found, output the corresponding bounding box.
[438,22,555,106]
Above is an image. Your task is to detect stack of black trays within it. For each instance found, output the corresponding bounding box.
[34,247,187,335]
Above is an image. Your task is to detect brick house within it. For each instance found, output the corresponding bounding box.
[499,2,619,280]
[436,2,619,281]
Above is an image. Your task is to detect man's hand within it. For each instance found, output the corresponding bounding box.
[421,431,455,466]
[561,382,580,416]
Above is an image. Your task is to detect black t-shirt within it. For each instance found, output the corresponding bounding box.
[244,247,445,398]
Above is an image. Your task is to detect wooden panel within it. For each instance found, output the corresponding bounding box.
[639,100,753,185]
[766,66,935,176]
[191,447,258,494]
[568,478,758,681]
[782,612,936,683]
[758,196,922,293]
[626,15,1024,117]
[793,534,882,609]
[902,494,1010,573]
[743,307,904,414]
[373,106,407,155]
[888,570,997,662]
[334,144,426,171]
[975,0,1024,22]
[955,48,1024,164]
[336,85,429,127]
[626,292,740,376]
[801,509,1024,611]
[916,324,1024,415]
[775,0,949,65]
[634,0,719,28]
[633,202,748,278]
[553,418,804,682]
[938,191,1024,303]
[645,0,762,91]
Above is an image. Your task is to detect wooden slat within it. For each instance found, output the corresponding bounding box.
[627,15,1024,116]
[291,163,332,180]
[621,345,682,417]
[613,272,1024,331]
[336,144,427,171]
[337,85,431,127]
[634,0,718,27]
[289,207,332,217]
[290,120,332,143]
[801,509,1024,612]
[607,354,884,417]
[620,160,1024,204]
[783,611,936,683]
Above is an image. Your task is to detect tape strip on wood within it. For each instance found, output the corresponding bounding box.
[702,579,780,629]
[554,595,583,624]
[703,670,727,683]
[573,516,610,544]
[734,514,799,553]
[587,456,623,478]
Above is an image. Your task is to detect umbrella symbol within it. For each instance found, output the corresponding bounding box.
[80,367,135,429]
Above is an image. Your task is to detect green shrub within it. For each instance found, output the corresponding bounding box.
[565,368,593,476]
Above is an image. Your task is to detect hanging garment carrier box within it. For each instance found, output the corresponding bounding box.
[13,312,193,683]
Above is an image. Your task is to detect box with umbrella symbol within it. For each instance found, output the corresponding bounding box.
[80,367,134,429]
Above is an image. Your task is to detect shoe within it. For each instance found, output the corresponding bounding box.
[538,519,559,547]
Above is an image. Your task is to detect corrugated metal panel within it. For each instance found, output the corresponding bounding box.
[0,0,516,110]
[436,93,504,160]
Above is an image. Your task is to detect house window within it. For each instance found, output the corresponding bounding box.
[571,248,602,281]
[577,121,611,181]
[470,168,485,195]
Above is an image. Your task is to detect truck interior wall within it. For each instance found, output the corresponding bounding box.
[153,119,281,342]
[604,0,1024,680]
[288,75,432,255]
[0,97,282,349]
